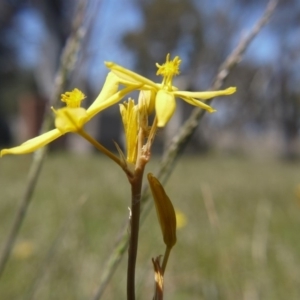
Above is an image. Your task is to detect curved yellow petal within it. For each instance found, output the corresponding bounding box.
[155,90,176,127]
[179,95,216,112]
[1,129,62,156]
[54,107,88,134]
[174,87,236,100]
[105,61,158,90]
[87,85,139,120]
[86,72,119,116]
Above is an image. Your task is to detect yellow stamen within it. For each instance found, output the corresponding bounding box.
[61,88,86,108]
[156,54,181,90]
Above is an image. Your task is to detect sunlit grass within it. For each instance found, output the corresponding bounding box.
[0,153,299,299]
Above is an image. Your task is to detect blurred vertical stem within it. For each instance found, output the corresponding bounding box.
[0,0,87,279]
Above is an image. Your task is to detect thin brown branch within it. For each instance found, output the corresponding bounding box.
[213,0,278,89]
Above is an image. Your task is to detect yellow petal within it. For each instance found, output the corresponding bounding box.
[87,85,139,120]
[179,95,216,113]
[147,173,177,249]
[119,103,127,126]
[105,61,158,90]
[86,72,119,116]
[155,90,176,127]
[174,87,236,100]
[1,129,62,156]
[54,107,88,133]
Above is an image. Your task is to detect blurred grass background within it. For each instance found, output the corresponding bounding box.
[0,153,300,300]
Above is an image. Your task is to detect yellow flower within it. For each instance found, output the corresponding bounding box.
[119,98,139,164]
[13,240,35,260]
[175,210,187,229]
[1,72,132,156]
[105,54,237,127]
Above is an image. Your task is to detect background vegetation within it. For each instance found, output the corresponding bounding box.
[0,0,299,157]
[1,153,299,299]
[0,0,299,299]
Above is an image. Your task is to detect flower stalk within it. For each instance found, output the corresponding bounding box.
[123,90,159,299]
[126,105,150,300]
[77,130,121,166]
[127,171,143,300]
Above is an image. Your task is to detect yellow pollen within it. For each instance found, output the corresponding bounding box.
[156,53,181,78]
[61,88,86,108]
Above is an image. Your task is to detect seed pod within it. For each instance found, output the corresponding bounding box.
[147,173,177,249]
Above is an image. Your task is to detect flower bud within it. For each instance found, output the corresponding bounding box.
[119,99,138,163]
[147,173,177,248]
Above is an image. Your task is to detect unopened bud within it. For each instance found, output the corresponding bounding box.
[147,173,177,248]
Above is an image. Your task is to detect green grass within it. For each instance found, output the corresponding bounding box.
[0,153,300,299]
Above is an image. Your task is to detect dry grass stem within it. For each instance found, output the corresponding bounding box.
[0,0,87,278]
[201,184,220,230]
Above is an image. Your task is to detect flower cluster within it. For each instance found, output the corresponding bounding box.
[1,54,236,157]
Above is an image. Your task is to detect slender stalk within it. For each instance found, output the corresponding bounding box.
[78,129,136,178]
[0,147,47,278]
[127,172,143,300]
[77,129,121,166]
[161,246,172,275]
[127,114,149,300]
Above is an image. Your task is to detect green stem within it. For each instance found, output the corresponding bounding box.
[78,129,121,166]
[161,246,172,275]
